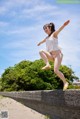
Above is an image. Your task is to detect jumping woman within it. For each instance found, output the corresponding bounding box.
[37,20,70,90]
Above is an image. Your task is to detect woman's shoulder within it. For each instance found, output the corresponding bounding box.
[52,31,58,39]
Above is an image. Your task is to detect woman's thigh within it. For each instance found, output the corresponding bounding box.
[42,50,54,61]
[54,53,62,70]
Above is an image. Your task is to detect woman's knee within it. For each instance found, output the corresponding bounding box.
[39,50,46,55]
[39,50,43,54]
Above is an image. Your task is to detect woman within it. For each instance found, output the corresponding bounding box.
[37,20,70,91]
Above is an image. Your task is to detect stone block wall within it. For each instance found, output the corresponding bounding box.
[0,90,80,119]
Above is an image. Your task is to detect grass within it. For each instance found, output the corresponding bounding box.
[0,95,4,99]
[45,115,50,119]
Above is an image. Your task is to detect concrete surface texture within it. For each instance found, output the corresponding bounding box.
[0,90,80,119]
[0,96,45,119]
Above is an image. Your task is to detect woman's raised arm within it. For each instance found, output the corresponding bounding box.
[53,20,70,37]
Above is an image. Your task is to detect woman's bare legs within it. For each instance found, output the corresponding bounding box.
[54,53,69,90]
[39,50,54,69]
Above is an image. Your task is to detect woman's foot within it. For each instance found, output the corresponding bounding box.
[63,82,69,91]
[42,65,51,70]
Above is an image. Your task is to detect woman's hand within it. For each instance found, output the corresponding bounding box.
[37,42,41,46]
[64,20,70,26]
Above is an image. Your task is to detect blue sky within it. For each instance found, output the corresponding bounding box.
[0,0,80,79]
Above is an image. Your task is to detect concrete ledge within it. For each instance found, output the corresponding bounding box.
[0,90,80,119]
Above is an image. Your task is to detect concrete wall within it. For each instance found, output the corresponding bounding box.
[0,90,80,119]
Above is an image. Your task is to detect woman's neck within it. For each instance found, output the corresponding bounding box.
[48,31,54,37]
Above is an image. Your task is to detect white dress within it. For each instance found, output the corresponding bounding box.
[46,33,60,52]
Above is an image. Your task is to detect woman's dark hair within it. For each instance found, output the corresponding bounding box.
[43,22,55,33]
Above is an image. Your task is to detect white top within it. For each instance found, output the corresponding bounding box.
[46,33,60,52]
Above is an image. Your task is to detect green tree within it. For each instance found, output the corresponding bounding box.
[0,59,79,91]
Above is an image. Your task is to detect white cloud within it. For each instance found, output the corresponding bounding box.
[19,3,59,21]
[2,39,31,49]
[0,6,7,15]
[0,0,34,16]
[0,0,59,21]
[1,23,42,37]
[0,21,9,27]
[22,3,58,15]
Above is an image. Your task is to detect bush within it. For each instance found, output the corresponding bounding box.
[0,59,79,91]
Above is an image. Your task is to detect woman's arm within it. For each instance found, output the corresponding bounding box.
[37,38,46,46]
[53,20,70,38]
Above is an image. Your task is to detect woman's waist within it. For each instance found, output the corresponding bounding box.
[46,45,61,52]
[50,50,61,55]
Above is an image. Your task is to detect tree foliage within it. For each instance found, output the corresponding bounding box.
[0,59,79,91]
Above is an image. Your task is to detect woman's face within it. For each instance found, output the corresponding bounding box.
[43,26,51,35]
